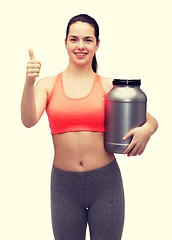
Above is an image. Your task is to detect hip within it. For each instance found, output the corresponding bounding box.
[53,152,115,172]
[51,159,124,199]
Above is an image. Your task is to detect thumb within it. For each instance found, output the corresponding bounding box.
[123,129,134,140]
[29,48,35,60]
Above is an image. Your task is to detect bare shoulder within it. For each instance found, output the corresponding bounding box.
[35,75,56,97]
[100,76,113,93]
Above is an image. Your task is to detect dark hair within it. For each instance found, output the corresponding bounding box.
[65,14,99,73]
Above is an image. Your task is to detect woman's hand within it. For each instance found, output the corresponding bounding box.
[26,49,41,84]
[123,124,151,157]
[123,112,158,157]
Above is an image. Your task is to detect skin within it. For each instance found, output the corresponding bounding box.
[21,21,158,172]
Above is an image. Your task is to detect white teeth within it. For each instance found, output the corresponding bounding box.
[75,53,87,56]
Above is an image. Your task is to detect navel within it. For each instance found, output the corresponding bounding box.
[79,161,83,166]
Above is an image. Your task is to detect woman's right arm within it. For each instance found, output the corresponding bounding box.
[21,49,47,128]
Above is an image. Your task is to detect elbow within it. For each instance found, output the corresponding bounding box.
[22,121,35,128]
[151,114,159,132]
[151,118,159,135]
[146,112,159,135]
[155,118,159,132]
[21,120,35,128]
[21,115,37,128]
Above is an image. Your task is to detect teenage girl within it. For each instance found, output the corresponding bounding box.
[21,14,158,240]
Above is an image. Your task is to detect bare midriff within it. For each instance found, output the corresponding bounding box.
[52,131,115,172]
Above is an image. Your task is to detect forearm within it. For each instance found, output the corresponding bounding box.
[21,79,37,128]
[144,112,158,136]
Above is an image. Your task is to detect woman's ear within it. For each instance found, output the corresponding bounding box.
[96,39,100,51]
[64,38,67,49]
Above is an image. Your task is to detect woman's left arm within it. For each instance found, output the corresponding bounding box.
[123,113,158,156]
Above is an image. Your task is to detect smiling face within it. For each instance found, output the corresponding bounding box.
[65,21,100,68]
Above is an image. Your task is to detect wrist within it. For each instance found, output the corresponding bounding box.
[25,77,35,86]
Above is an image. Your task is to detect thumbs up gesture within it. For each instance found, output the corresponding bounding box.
[26,49,41,83]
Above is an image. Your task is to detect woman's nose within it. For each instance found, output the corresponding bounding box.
[77,40,85,50]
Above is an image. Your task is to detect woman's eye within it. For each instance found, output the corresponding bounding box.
[85,39,92,43]
[70,38,77,42]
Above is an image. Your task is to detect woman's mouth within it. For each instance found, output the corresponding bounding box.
[74,52,88,58]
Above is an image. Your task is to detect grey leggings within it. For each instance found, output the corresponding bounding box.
[51,159,125,240]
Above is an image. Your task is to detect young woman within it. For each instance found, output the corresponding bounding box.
[21,14,158,240]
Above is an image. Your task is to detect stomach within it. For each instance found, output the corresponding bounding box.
[52,131,115,172]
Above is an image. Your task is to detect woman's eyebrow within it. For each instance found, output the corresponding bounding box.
[69,35,78,38]
[69,35,94,39]
[84,36,94,39]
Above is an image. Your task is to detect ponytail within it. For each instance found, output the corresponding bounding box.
[92,54,98,73]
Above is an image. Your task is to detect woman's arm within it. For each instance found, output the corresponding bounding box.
[21,49,47,128]
[123,112,158,156]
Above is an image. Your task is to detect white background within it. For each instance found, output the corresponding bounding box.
[1,0,172,239]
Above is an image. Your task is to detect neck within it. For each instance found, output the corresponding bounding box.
[64,62,95,79]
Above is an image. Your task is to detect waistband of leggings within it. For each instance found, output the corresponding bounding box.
[52,158,117,177]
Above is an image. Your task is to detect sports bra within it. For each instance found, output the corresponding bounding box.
[46,72,106,135]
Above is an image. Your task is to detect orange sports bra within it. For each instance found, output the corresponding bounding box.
[46,72,106,135]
